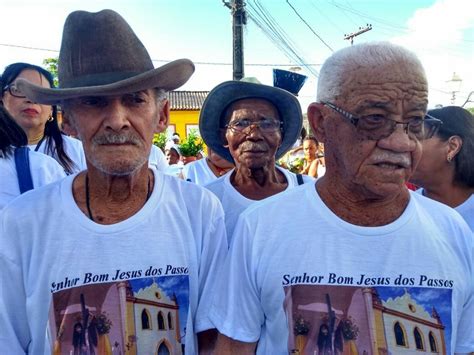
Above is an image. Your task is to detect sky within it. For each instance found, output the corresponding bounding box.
[0,0,472,111]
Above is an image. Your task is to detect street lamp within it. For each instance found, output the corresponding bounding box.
[446,72,462,104]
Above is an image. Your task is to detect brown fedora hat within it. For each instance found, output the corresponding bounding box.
[16,9,195,105]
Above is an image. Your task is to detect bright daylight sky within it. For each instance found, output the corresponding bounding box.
[1,0,473,111]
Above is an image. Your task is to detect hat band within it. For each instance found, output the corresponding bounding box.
[60,71,144,89]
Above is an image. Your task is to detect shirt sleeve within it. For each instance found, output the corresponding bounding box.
[0,214,30,353]
[454,229,474,352]
[194,199,228,333]
[209,216,265,342]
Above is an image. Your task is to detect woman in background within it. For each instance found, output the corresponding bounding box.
[301,136,325,178]
[410,106,474,230]
[1,62,86,174]
[0,106,65,210]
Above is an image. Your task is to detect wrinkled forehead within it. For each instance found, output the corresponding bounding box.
[222,98,279,124]
[339,63,428,107]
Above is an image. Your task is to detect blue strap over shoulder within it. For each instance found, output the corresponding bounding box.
[14,147,34,194]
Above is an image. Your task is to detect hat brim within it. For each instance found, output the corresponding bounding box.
[16,59,195,105]
[199,81,303,163]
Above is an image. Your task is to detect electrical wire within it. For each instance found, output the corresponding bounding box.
[286,0,333,52]
[0,43,323,67]
[246,0,320,77]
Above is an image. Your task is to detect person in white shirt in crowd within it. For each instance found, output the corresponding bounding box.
[0,106,65,210]
[1,63,86,174]
[200,79,314,242]
[410,106,474,230]
[163,141,185,177]
[182,147,234,185]
[148,144,168,171]
[0,9,226,354]
[210,42,473,354]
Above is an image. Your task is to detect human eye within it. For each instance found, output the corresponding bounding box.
[259,118,277,129]
[10,85,22,95]
[124,92,148,105]
[408,117,424,132]
[80,97,105,107]
[232,119,250,128]
[361,114,386,123]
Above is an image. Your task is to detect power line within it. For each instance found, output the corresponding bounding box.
[0,43,59,52]
[246,0,320,77]
[286,0,333,52]
[0,42,323,67]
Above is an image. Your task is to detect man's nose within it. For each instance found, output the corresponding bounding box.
[103,101,130,131]
[378,123,416,152]
[243,124,265,139]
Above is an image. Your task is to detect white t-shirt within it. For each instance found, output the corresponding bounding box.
[210,184,473,354]
[416,188,473,231]
[148,144,168,172]
[29,135,86,174]
[205,166,314,243]
[182,158,218,185]
[0,169,227,354]
[0,150,66,211]
[456,194,474,231]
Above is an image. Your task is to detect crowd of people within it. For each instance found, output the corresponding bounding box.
[0,8,472,355]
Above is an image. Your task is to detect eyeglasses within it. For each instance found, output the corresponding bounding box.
[322,102,442,141]
[2,84,26,98]
[225,118,283,134]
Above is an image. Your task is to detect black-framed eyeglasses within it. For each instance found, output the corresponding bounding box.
[2,84,26,98]
[225,117,283,134]
[322,102,442,141]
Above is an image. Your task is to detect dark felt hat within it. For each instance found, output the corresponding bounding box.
[199,80,303,163]
[16,9,194,105]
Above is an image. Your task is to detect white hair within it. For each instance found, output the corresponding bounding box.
[316,41,427,103]
[155,88,168,102]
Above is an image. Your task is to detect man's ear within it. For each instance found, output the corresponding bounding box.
[307,102,326,143]
[155,99,170,134]
[62,111,79,138]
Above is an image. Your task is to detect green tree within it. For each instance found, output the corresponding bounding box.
[466,107,474,116]
[43,57,59,87]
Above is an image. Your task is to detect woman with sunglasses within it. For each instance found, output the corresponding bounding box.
[1,62,86,174]
[410,106,474,230]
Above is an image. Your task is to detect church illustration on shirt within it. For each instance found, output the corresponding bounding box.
[49,276,188,355]
[284,285,450,355]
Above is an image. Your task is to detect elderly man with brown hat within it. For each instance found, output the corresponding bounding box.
[0,9,226,354]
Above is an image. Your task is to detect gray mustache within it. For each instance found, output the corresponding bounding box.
[372,153,411,167]
[92,133,142,145]
[240,142,268,151]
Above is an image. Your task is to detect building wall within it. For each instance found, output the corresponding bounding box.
[133,303,182,355]
[382,313,445,354]
[169,110,200,138]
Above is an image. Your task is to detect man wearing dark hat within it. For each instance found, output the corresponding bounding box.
[200,79,314,241]
[0,9,226,354]
[210,42,473,353]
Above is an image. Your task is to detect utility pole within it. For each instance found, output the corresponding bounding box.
[223,0,246,80]
[344,24,372,45]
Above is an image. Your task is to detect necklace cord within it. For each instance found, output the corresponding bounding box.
[85,172,152,222]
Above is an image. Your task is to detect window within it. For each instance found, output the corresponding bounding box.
[394,322,406,346]
[168,312,173,330]
[414,327,425,350]
[157,342,170,355]
[429,332,438,353]
[141,309,151,329]
[158,311,166,330]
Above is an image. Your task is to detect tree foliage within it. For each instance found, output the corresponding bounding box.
[42,57,59,87]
